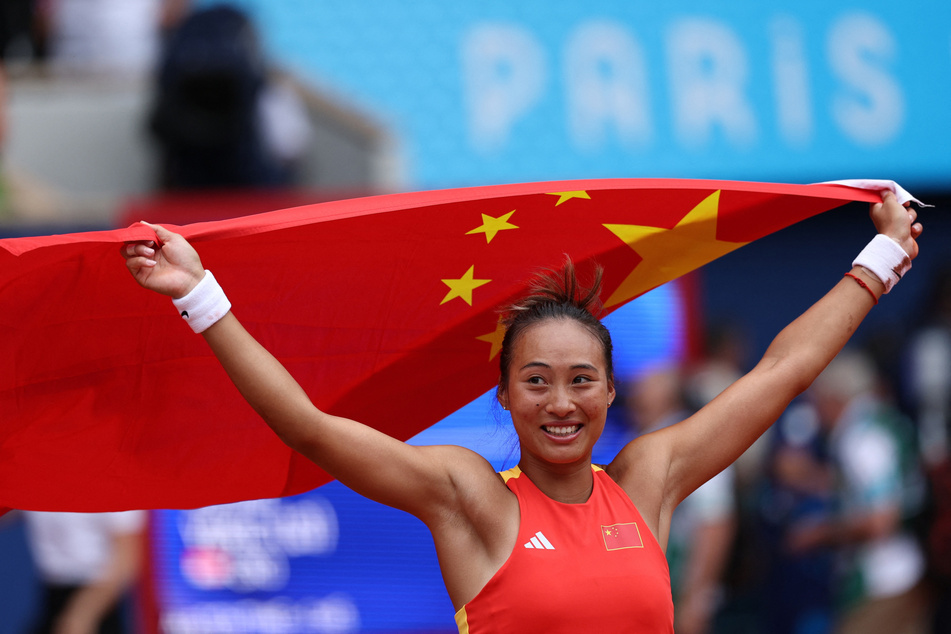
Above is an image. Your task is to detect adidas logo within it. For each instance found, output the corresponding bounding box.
[523,531,555,550]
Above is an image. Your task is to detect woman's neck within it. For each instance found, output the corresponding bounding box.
[517,458,594,504]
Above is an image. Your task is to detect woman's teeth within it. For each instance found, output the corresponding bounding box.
[544,425,579,436]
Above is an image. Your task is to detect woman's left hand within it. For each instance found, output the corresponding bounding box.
[870,190,923,259]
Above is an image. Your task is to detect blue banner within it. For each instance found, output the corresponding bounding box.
[215,0,951,190]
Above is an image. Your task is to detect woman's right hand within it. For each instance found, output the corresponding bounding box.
[121,222,206,299]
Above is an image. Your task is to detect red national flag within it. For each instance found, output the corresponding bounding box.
[601,523,645,550]
[0,179,882,513]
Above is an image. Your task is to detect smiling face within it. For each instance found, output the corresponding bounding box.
[498,318,616,470]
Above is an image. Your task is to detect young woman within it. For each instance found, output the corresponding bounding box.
[122,190,920,632]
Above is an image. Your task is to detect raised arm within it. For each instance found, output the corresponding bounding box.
[121,224,491,523]
[616,191,922,525]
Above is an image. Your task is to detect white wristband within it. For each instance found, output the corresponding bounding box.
[172,270,232,333]
[852,234,911,294]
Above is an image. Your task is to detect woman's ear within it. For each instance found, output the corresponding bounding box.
[497,383,508,410]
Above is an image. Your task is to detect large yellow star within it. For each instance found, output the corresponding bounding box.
[603,190,748,307]
[466,210,518,243]
[440,265,491,306]
[546,191,591,206]
[476,318,507,360]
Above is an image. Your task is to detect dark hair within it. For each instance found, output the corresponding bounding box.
[498,258,614,390]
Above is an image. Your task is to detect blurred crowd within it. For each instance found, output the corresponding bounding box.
[0,0,189,76]
[0,0,312,221]
[2,2,950,634]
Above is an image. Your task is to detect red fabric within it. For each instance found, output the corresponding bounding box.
[457,466,673,633]
[0,179,880,512]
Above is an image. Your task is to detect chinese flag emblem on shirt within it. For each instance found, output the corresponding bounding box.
[602,523,644,551]
[0,178,890,514]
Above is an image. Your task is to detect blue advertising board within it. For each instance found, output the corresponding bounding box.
[209,0,951,190]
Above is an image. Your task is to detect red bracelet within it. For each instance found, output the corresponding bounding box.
[844,272,879,305]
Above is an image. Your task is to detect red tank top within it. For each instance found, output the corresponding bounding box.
[455,465,674,633]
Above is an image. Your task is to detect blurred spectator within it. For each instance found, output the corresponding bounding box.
[686,321,749,409]
[34,0,190,76]
[924,462,951,634]
[626,363,737,634]
[149,4,312,190]
[757,401,837,634]
[906,266,951,468]
[0,62,6,151]
[0,62,9,218]
[904,266,951,633]
[0,59,64,221]
[686,321,765,493]
[23,510,146,634]
[787,350,929,634]
[0,0,36,63]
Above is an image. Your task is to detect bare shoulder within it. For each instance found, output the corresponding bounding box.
[421,444,518,551]
[609,429,674,486]
[420,443,501,477]
[421,444,516,521]
[606,431,675,536]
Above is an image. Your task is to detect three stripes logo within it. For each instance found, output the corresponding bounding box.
[523,531,555,550]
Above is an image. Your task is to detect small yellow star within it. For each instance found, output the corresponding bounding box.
[546,191,591,206]
[603,190,748,307]
[440,265,491,306]
[466,210,519,243]
[476,318,507,360]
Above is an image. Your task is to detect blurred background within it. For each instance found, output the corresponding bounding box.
[1,1,950,633]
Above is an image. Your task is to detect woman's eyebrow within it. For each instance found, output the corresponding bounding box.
[518,362,599,371]
[519,361,551,371]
